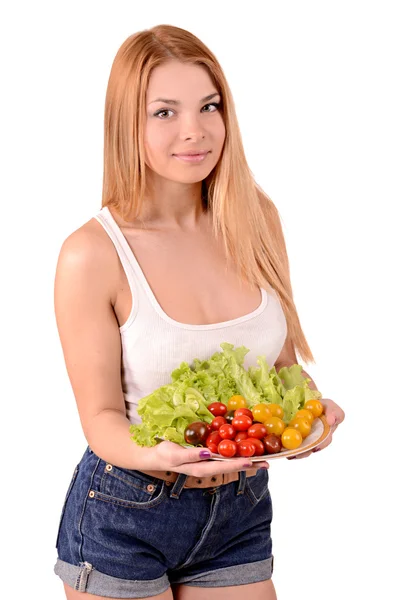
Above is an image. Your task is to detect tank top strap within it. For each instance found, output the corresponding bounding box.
[94,205,152,321]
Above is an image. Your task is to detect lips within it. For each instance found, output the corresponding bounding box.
[174,151,209,157]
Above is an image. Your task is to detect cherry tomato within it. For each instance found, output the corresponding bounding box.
[234,408,253,419]
[263,434,283,454]
[225,410,235,424]
[218,424,236,440]
[206,442,218,454]
[281,427,302,450]
[266,403,284,419]
[227,395,247,411]
[207,402,228,417]
[294,409,314,424]
[290,416,312,439]
[252,403,272,422]
[246,437,265,456]
[234,431,248,443]
[184,422,209,445]
[206,424,213,436]
[247,423,268,439]
[218,439,238,458]
[206,431,222,449]
[211,416,227,431]
[231,415,253,431]
[264,416,286,436]
[237,440,256,457]
[304,399,324,418]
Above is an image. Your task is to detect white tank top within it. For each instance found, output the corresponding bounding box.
[95,206,288,424]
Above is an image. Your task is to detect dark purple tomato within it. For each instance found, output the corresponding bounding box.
[263,434,283,454]
[225,410,235,424]
[184,422,209,446]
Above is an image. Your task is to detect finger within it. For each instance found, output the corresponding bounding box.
[312,432,333,452]
[287,450,312,460]
[173,457,269,477]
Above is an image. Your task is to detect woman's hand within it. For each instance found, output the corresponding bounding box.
[148,440,269,476]
[287,398,345,460]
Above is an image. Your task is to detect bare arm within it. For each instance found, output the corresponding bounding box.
[54,225,152,469]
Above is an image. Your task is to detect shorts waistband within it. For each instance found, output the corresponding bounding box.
[138,468,259,488]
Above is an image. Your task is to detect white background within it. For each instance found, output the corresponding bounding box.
[1,1,399,599]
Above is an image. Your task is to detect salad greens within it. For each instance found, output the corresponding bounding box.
[129,342,322,447]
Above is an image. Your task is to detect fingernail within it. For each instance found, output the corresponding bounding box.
[199,450,211,459]
[313,448,321,452]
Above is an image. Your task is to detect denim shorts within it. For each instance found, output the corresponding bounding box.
[54,445,274,598]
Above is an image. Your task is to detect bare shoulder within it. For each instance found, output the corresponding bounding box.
[56,216,119,303]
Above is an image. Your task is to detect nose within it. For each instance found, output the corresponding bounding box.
[178,113,206,141]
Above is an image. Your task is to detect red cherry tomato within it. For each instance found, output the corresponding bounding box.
[237,440,256,457]
[231,415,253,431]
[234,408,253,419]
[245,437,265,456]
[206,431,222,450]
[219,424,236,440]
[247,423,268,439]
[234,431,248,443]
[207,402,228,417]
[218,439,238,458]
[206,442,218,454]
[211,416,227,431]
[206,424,213,436]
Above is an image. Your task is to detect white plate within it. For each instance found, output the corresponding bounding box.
[208,415,332,461]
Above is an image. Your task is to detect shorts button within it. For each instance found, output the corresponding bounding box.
[105,464,113,472]
[89,491,95,498]
[147,484,155,492]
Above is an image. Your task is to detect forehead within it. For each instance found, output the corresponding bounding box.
[146,61,216,100]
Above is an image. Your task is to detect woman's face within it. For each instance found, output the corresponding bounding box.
[144,61,226,185]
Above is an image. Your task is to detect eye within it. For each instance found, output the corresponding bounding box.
[154,101,220,120]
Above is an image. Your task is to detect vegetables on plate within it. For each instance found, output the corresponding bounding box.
[129,342,323,452]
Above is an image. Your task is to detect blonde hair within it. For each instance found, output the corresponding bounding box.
[101,24,315,364]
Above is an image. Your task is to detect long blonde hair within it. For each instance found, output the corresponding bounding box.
[101,24,315,364]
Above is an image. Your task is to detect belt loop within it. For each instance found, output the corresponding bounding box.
[236,470,247,495]
[170,473,188,499]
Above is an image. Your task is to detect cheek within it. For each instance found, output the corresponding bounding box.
[213,117,226,147]
[144,125,172,164]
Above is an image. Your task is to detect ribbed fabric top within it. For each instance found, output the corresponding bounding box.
[95,206,288,424]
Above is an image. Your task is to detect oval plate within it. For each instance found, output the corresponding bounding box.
[208,414,332,461]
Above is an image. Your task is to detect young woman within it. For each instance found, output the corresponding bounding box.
[53,24,345,600]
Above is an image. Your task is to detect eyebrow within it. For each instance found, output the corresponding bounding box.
[148,92,220,106]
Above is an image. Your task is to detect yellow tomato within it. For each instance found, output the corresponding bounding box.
[294,409,314,424]
[227,395,247,411]
[252,404,272,422]
[290,416,312,439]
[304,399,324,418]
[264,416,286,436]
[281,427,303,450]
[267,403,284,419]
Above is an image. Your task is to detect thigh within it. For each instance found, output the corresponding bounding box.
[64,581,174,600]
[172,579,277,600]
